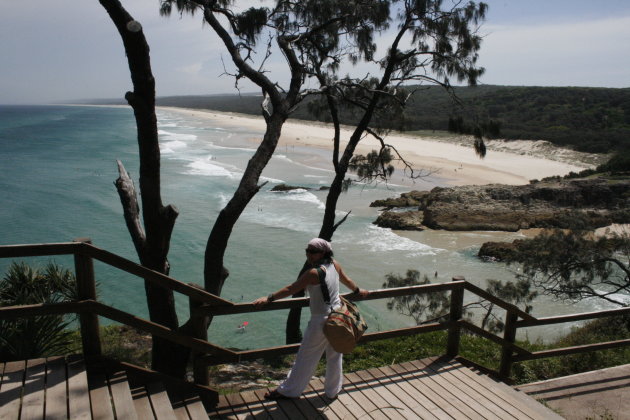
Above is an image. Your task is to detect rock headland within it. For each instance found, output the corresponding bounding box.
[371,179,630,232]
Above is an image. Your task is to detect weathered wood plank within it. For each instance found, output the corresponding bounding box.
[44,357,68,420]
[67,356,91,419]
[469,366,564,419]
[180,395,210,420]
[448,361,539,419]
[355,368,435,419]
[146,381,177,420]
[257,387,304,420]
[288,386,329,419]
[109,371,139,420]
[422,359,519,419]
[173,402,191,420]
[409,359,503,419]
[211,394,237,419]
[344,372,393,419]
[305,381,345,420]
[0,360,25,419]
[66,356,92,420]
[312,377,363,420]
[131,385,157,420]
[222,391,253,419]
[251,388,289,420]
[236,390,271,419]
[373,365,453,420]
[363,367,444,420]
[88,373,115,420]
[20,358,47,420]
[394,361,476,419]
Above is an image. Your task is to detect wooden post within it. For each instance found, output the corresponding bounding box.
[189,284,210,386]
[446,276,465,358]
[499,311,518,378]
[73,238,101,357]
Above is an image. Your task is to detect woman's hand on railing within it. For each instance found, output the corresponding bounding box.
[252,296,270,306]
[355,288,369,298]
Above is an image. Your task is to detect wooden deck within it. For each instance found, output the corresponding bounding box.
[1,354,566,419]
[0,355,210,419]
[209,356,563,419]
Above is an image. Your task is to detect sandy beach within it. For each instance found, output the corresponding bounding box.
[159,106,602,187]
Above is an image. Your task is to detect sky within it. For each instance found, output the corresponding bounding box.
[1,0,629,105]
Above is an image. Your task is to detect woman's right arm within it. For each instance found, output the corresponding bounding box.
[252,268,319,306]
[334,261,369,298]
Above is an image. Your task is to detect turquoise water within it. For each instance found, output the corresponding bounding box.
[1,105,623,348]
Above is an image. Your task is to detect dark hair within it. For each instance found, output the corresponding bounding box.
[319,251,334,264]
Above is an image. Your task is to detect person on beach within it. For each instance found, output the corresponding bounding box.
[253,238,369,400]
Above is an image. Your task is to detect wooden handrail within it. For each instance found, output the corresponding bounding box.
[3,240,630,382]
[516,306,630,327]
[459,320,530,356]
[463,282,536,322]
[513,338,630,362]
[196,282,467,317]
[0,300,90,317]
[0,242,79,258]
[79,243,233,306]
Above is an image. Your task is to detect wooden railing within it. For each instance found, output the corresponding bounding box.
[2,239,630,389]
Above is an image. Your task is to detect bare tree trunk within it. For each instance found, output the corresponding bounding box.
[100,0,185,378]
[203,111,288,323]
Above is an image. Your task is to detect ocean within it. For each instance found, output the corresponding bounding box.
[0,105,622,349]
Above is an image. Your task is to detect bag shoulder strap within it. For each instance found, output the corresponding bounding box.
[316,265,331,305]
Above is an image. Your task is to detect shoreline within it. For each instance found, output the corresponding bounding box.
[157,106,599,187]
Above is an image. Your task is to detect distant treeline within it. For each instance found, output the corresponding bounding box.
[90,85,630,154]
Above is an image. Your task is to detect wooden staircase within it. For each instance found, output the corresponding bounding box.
[0,355,211,419]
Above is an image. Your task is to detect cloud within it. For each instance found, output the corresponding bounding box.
[479,16,630,87]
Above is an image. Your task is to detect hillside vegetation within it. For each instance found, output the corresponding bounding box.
[91,85,630,154]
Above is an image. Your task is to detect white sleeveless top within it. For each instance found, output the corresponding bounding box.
[306,261,341,316]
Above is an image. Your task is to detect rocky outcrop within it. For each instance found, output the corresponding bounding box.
[270,183,311,192]
[371,178,630,231]
[370,190,430,209]
[478,240,525,261]
[374,211,425,230]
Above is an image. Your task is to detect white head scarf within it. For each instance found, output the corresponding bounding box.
[307,238,332,253]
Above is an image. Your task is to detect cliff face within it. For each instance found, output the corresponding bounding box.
[372,179,630,231]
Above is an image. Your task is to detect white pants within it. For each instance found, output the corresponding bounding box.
[277,314,343,398]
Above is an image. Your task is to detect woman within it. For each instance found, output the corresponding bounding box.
[253,238,369,400]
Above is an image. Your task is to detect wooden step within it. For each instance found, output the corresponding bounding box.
[0,355,210,419]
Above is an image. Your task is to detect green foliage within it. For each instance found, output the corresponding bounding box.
[381,270,535,333]
[477,279,537,333]
[0,262,78,361]
[150,85,630,155]
[381,270,450,324]
[347,148,395,185]
[597,150,630,174]
[341,332,448,373]
[513,315,630,384]
[67,325,152,368]
[508,230,630,305]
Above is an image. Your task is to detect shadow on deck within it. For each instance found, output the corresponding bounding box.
[210,356,562,419]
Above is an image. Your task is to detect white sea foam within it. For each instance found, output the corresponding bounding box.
[352,224,439,256]
[186,158,236,178]
[271,189,326,209]
[210,143,256,153]
[163,140,187,150]
[158,129,197,142]
[260,175,285,184]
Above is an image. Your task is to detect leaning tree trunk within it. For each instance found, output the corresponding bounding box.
[100,0,186,378]
[203,111,289,323]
